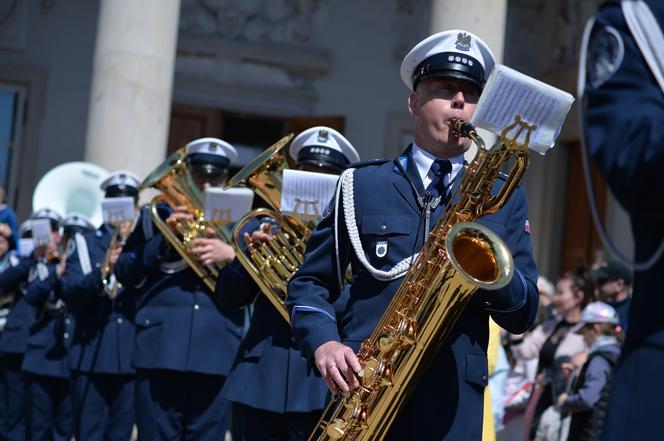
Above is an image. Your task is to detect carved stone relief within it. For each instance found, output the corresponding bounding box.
[176,0,335,94]
[179,0,329,47]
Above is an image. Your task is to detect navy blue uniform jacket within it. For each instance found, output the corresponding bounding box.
[114,205,244,376]
[583,2,664,440]
[0,253,35,355]
[287,149,539,441]
[22,260,74,379]
[61,225,135,374]
[216,217,347,413]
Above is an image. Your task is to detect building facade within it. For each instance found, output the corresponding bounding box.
[0,0,632,278]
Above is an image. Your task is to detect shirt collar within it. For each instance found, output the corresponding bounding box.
[411,142,465,185]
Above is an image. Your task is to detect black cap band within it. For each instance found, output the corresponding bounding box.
[63,225,88,236]
[413,52,485,91]
[105,185,139,200]
[187,153,230,172]
[296,145,350,173]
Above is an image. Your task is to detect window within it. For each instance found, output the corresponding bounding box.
[0,83,25,204]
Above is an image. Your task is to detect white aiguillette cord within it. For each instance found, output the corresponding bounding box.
[577,1,664,271]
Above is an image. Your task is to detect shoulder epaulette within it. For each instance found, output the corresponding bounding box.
[348,158,390,168]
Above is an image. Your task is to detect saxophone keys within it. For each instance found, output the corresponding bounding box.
[378,335,396,352]
[325,419,348,439]
[380,365,394,387]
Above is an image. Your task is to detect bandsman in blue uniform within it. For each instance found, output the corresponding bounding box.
[0,218,26,441]
[60,171,140,441]
[115,138,245,441]
[579,1,664,440]
[1,210,60,441]
[23,213,94,441]
[286,30,540,441]
[216,127,360,441]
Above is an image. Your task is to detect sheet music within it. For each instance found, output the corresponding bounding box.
[204,187,254,228]
[18,238,34,257]
[101,197,135,224]
[471,64,574,154]
[281,169,339,220]
[30,219,52,247]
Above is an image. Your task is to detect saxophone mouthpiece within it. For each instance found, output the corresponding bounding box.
[450,118,476,138]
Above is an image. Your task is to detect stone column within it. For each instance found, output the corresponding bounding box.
[429,0,508,162]
[429,0,507,63]
[84,0,181,179]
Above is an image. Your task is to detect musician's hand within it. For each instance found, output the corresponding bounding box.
[191,238,235,265]
[56,258,67,277]
[556,393,568,408]
[314,341,363,397]
[0,223,11,238]
[243,223,275,249]
[117,221,132,238]
[165,206,193,232]
[108,245,123,266]
[35,242,57,259]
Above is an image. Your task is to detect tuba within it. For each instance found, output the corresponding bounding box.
[309,117,533,441]
[141,148,229,292]
[225,133,311,323]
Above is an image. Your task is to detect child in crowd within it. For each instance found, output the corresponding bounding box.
[557,302,623,441]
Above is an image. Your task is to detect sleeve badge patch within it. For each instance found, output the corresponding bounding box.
[588,25,625,89]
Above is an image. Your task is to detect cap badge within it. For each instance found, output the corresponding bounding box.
[455,32,472,51]
[209,144,217,151]
[317,129,329,143]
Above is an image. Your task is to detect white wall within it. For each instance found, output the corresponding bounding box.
[310,0,428,160]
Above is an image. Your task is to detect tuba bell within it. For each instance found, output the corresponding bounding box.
[141,148,229,292]
[32,162,110,228]
[225,134,311,323]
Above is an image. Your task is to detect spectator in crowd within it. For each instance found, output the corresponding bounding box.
[0,185,19,254]
[499,277,558,441]
[592,260,631,331]
[509,268,595,439]
[537,276,556,323]
[557,302,623,441]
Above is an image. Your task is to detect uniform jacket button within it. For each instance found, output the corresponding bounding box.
[194,304,200,310]
[117,317,123,324]
[64,332,70,339]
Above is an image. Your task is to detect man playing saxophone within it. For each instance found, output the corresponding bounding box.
[215,127,360,441]
[114,138,245,441]
[61,171,140,441]
[287,30,540,441]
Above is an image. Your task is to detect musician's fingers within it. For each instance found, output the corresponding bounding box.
[344,350,363,377]
[328,364,350,396]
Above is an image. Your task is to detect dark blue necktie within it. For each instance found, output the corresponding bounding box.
[426,159,452,200]
[426,159,452,227]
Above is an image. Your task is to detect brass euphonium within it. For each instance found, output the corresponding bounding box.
[141,148,230,292]
[226,133,311,324]
[309,116,534,441]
